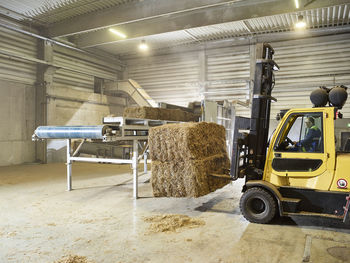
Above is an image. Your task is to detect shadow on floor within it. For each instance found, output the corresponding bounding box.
[194,192,350,232]
[276,215,350,232]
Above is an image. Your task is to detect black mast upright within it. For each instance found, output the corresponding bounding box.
[248,44,278,175]
[230,43,278,181]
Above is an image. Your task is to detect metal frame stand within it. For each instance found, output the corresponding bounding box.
[65,138,146,199]
[132,139,138,199]
[67,139,72,191]
[143,152,148,173]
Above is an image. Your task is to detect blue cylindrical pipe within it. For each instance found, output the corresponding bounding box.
[34,125,108,139]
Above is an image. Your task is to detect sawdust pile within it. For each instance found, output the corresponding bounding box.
[53,255,94,263]
[149,122,230,197]
[123,106,198,122]
[144,214,205,233]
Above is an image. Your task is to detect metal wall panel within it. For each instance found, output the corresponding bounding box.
[272,34,350,118]
[206,46,251,116]
[127,54,200,106]
[53,47,119,90]
[127,46,250,108]
[127,34,350,121]
[0,26,37,84]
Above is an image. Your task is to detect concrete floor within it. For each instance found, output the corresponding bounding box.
[1,163,350,263]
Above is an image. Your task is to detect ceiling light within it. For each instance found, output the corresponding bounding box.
[294,0,299,9]
[138,40,149,51]
[295,15,306,29]
[109,28,126,38]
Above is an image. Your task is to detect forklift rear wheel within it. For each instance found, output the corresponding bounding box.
[240,187,277,224]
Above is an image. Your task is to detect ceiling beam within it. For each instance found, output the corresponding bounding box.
[122,27,350,59]
[48,0,247,37]
[71,0,350,48]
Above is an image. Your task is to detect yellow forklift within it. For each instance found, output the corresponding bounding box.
[230,43,350,224]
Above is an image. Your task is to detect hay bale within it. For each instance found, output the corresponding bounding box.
[172,109,186,121]
[184,111,198,122]
[158,108,172,120]
[149,122,226,162]
[151,154,230,197]
[123,107,159,119]
[149,122,230,197]
[123,106,197,122]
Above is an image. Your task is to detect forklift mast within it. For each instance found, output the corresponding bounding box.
[230,43,279,181]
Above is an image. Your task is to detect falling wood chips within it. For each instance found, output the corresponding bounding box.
[144,214,205,233]
[149,122,230,197]
[53,255,94,263]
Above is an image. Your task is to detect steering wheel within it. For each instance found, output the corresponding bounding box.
[285,136,294,145]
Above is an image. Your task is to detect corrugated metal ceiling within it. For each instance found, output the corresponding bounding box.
[0,1,349,56]
[0,0,134,24]
[98,4,350,55]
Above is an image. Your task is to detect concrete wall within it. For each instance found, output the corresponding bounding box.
[0,18,126,166]
[45,84,126,162]
[0,80,36,166]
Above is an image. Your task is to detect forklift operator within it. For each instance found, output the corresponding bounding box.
[291,117,321,152]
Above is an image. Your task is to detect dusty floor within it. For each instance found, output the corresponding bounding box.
[1,163,350,263]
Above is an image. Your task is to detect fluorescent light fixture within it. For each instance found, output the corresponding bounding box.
[294,0,299,9]
[295,15,306,29]
[138,40,149,51]
[109,28,126,38]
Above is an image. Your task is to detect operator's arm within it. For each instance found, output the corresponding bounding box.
[299,129,320,146]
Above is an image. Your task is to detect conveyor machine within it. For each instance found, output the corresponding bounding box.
[33,124,149,199]
[32,125,119,141]
[33,103,197,198]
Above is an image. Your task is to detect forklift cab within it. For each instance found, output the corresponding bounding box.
[264,107,335,191]
[274,112,323,153]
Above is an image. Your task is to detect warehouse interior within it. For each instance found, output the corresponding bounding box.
[1,0,350,262]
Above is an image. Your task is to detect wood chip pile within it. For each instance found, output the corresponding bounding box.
[54,255,94,263]
[144,214,205,233]
[149,122,230,197]
[123,106,198,122]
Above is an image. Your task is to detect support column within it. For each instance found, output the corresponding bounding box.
[198,49,207,100]
[66,139,72,191]
[35,39,55,163]
[143,152,148,173]
[132,139,139,199]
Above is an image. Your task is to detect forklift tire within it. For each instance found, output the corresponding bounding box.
[240,187,277,224]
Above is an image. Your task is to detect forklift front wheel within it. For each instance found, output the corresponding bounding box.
[240,187,277,224]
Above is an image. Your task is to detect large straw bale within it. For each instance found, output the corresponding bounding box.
[151,154,230,197]
[158,108,172,120]
[123,106,198,122]
[149,122,226,162]
[149,122,230,197]
[185,112,199,122]
[123,107,159,119]
[173,109,187,121]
